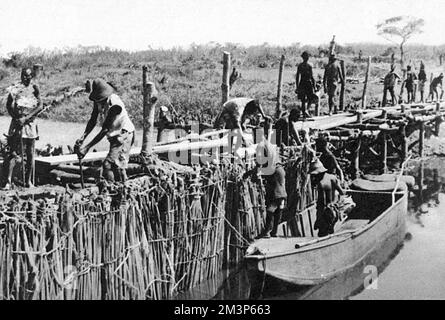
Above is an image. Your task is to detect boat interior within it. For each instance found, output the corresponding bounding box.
[279,189,405,240]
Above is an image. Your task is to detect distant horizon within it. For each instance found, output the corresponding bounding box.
[3,41,445,57]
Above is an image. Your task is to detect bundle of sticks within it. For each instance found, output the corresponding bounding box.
[0,162,229,300]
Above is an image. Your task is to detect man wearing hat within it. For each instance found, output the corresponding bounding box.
[382,64,400,107]
[1,67,43,190]
[75,79,135,183]
[323,54,344,115]
[310,159,344,237]
[295,51,316,118]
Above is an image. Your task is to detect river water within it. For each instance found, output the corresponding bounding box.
[176,157,445,300]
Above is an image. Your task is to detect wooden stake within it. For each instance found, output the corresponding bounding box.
[276,54,285,119]
[339,60,346,111]
[353,135,361,179]
[400,124,408,164]
[435,102,441,136]
[419,121,425,158]
[356,110,364,124]
[222,52,231,105]
[361,56,371,109]
[141,66,159,156]
[381,131,388,174]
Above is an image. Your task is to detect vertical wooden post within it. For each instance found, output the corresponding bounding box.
[329,35,336,56]
[222,52,231,105]
[419,121,425,158]
[381,131,388,174]
[339,60,346,111]
[276,54,285,119]
[435,102,441,136]
[141,66,158,156]
[353,135,361,179]
[400,124,408,165]
[356,110,363,124]
[361,56,371,109]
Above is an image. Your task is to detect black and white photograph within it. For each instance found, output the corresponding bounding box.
[0,0,444,306]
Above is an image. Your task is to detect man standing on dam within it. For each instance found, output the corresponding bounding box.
[295,51,317,118]
[323,54,344,115]
[1,67,43,190]
[75,79,135,184]
[382,64,400,107]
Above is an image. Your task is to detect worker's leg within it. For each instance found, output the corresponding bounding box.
[2,156,15,189]
[2,135,21,189]
[328,94,333,114]
[420,90,424,103]
[301,97,307,118]
[331,85,338,114]
[24,138,35,187]
[270,199,285,237]
[259,200,277,238]
[389,87,396,105]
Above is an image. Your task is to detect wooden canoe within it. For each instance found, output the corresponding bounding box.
[245,190,408,286]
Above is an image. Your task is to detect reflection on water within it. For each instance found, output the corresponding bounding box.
[175,158,445,300]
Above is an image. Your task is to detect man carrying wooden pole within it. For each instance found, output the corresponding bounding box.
[276,54,285,119]
[361,56,371,109]
[141,66,159,157]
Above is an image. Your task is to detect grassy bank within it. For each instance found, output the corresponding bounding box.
[0,43,443,127]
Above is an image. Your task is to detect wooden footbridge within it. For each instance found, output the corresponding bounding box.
[34,101,445,185]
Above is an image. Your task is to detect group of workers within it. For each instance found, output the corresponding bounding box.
[382,61,444,106]
[0,54,349,238]
[295,51,344,117]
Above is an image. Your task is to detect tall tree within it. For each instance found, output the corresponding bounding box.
[376,16,425,70]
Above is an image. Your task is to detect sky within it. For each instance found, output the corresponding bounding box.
[0,0,444,55]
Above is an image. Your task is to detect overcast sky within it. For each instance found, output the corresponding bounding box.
[0,0,444,55]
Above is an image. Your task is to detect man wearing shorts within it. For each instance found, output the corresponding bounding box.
[76,79,135,183]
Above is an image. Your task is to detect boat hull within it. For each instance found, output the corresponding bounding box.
[245,191,407,286]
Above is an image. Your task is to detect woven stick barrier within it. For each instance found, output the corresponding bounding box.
[0,148,317,299]
[0,163,228,300]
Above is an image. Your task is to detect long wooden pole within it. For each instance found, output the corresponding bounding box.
[361,56,371,109]
[339,59,346,111]
[419,121,425,158]
[400,124,408,165]
[276,54,285,119]
[222,52,231,105]
[381,132,388,174]
[435,102,442,136]
[141,66,159,156]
